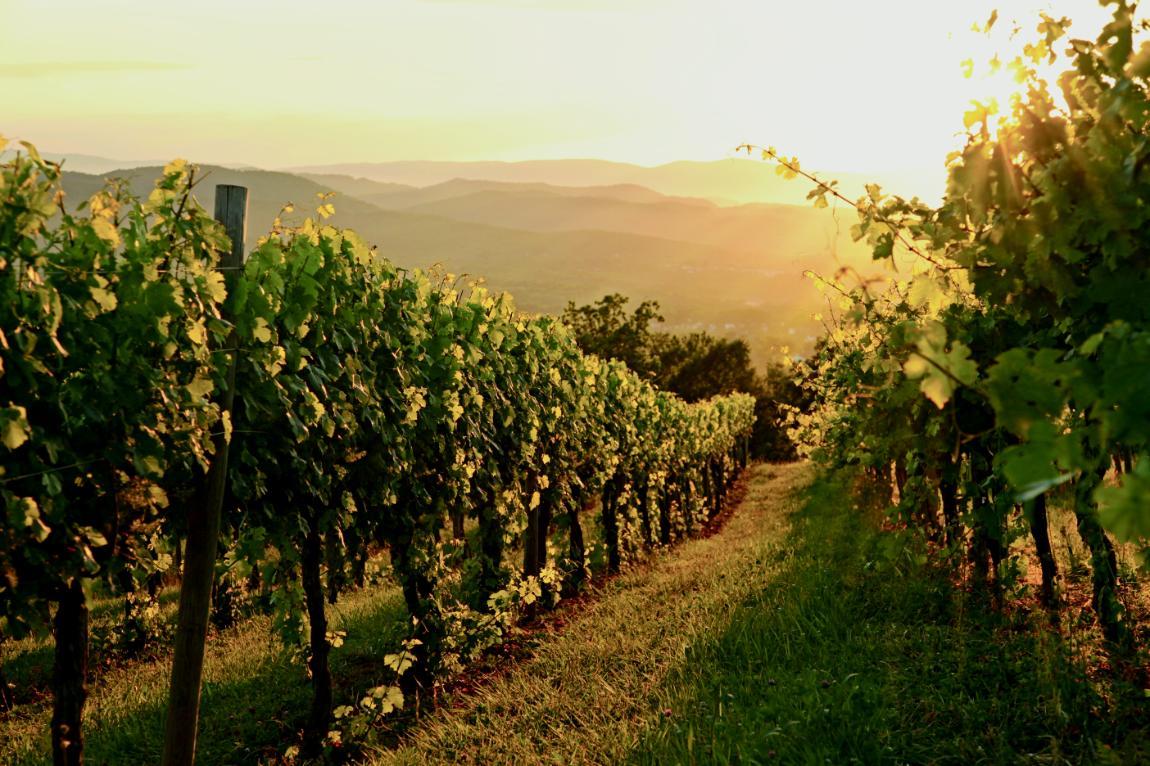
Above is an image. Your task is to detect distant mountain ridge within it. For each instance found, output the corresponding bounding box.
[305,175,715,210]
[0,151,165,176]
[58,161,877,366]
[1,151,257,176]
[287,158,939,206]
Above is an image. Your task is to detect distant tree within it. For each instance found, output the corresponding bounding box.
[658,333,758,402]
[561,294,664,379]
[562,294,805,460]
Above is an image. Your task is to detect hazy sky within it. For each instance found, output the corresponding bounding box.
[1,0,1113,182]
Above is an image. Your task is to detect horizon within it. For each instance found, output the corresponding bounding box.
[33,149,952,205]
[28,149,948,205]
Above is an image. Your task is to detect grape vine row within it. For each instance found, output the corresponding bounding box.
[764,1,1150,656]
[0,145,755,763]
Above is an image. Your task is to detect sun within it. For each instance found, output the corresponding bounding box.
[955,16,1049,130]
[948,6,1115,138]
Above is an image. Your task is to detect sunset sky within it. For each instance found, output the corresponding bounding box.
[2,0,1112,190]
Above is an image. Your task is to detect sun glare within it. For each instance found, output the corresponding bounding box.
[0,1,1122,197]
[950,6,1119,141]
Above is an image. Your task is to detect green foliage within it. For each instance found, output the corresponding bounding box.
[0,151,227,640]
[562,293,805,460]
[562,293,665,380]
[761,0,1150,648]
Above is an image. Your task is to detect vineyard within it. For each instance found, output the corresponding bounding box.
[0,145,754,764]
[6,0,1150,763]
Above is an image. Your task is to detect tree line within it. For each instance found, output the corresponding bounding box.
[562,293,806,462]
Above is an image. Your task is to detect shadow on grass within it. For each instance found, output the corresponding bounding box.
[632,471,1150,765]
[6,587,411,766]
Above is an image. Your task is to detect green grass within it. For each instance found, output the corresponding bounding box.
[0,581,410,765]
[5,464,1147,765]
[631,471,1150,765]
[368,463,807,765]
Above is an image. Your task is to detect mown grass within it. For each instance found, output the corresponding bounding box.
[6,465,1146,765]
[368,463,808,765]
[631,471,1150,765]
[0,581,410,765]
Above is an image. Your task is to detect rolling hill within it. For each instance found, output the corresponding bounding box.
[386,188,850,258]
[60,163,874,366]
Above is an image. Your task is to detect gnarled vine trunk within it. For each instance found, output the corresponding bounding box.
[0,635,13,713]
[636,475,653,546]
[658,483,673,545]
[471,490,507,609]
[564,499,589,595]
[1073,467,1131,649]
[301,524,332,755]
[938,465,961,550]
[1023,494,1059,610]
[601,478,621,574]
[390,526,438,696]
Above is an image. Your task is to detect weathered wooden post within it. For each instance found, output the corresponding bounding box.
[162,185,247,766]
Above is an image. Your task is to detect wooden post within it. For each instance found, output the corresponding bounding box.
[50,579,88,766]
[162,185,247,766]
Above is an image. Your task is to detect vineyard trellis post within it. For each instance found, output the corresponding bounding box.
[161,185,248,766]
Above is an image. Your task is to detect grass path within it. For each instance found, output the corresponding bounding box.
[370,462,809,765]
[9,463,1140,764]
[631,470,1149,765]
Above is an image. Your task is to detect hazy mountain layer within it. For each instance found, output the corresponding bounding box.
[60,164,873,366]
[306,175,715,209]
[288,158,938,206]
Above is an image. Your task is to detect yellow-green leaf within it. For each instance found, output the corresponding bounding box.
[205,270,227,303]
[90,286,118,313]
[1,405,30,450]
[252,318,273,343]
[187,319,207,345]
[186,376,214,399]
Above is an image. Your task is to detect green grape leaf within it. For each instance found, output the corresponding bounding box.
[985,349,1073,438]
[1098,458,1150,543]
[903,322,977,408]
